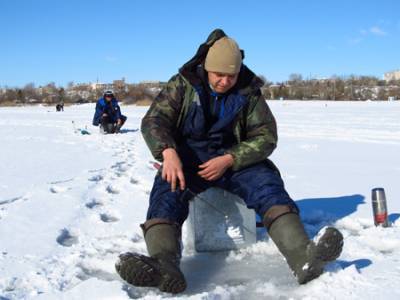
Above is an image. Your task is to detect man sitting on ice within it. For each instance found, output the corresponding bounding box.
[115,29,344,294]
[92,90,127,133]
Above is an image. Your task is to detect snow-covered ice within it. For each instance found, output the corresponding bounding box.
[1,101,399,299]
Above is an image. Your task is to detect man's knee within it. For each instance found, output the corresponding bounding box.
[263,205,299,229]
[147,176,189,225]
[100,115,109,123]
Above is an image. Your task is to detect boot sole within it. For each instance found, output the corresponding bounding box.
[116,253,186,294]
[315,227,344,262]
[298,227,344,284]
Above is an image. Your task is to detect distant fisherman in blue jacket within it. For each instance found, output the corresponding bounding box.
[92,90,127,133]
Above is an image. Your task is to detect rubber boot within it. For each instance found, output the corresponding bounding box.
[267,213,343,284]
[115,123,122,133]
[107,123,116,133]
[115,223,186,294]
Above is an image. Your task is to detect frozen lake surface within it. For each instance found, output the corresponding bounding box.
[1,101,399,299]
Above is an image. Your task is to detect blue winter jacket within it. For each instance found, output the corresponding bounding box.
[92,98,122,126]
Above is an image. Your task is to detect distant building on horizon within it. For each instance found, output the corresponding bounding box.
[113,78,126,91]
[384,70,400,81]
[90,82,114,91]
[89,78,127,92]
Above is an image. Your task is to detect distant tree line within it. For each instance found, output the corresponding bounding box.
[1,74,400,106]
[0,81,164,106]
[261,74,400,101]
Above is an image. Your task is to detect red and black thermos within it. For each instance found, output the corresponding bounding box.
[371,188,389,227]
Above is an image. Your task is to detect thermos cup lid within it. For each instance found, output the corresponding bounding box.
[372,187,386,201]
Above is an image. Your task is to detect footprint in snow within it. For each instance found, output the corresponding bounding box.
[106,184,119,194]
[112,162,130,174]
[112,152,125,157]
[114,171,125,178]
[76,262,117,281]
[56,228,79,247]
[50,185,70,193]
[130,177,139,185]
[131,233,143,243]
[88,174,103,182]
[100,213,120,223]
[85,199,103,209]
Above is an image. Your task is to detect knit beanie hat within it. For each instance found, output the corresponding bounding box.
[204,37,242,75]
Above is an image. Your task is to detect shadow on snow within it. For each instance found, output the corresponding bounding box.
[181,194,376,293]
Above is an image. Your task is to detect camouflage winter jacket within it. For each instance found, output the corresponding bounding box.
[141,29,277,171]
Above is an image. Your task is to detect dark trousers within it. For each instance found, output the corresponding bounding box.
[146,162,298,225]
[100,115,127,133]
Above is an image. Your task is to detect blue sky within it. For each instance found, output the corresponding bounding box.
[1,0,399,87]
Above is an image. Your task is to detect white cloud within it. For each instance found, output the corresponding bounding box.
[354,25,388,43]
[369,26,387,36]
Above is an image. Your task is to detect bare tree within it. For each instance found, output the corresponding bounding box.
[288,73,303,84]
[23,83,37,101]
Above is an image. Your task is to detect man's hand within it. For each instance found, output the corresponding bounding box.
[117,118,122,125]
[162,148,186,192]
[198,154,234,181]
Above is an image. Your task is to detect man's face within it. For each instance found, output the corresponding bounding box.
[208,71,239,94]
[105,95,112,101]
